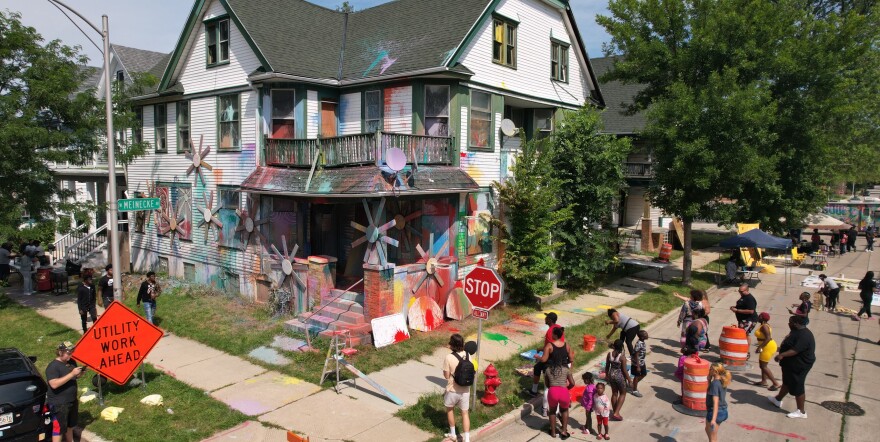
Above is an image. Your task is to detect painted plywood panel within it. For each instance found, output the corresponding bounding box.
[371,313,410,348]
[177,0,261,95]
[339,92,362,135]
[307,90,319,139]
[458,0,589,107]
[384,86,412,134]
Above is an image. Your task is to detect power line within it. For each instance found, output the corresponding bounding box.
[47,0,103,55]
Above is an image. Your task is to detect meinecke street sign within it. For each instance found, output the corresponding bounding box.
[117,198,161,212]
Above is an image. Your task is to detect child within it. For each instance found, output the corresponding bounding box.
[580,372,597,435]
[630,330,649,397]
[592,382,611,440]
[813,290,825,312]
[706,363,732,442]
[788,292,812,326]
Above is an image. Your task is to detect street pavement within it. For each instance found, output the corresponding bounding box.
[482,243,879,442]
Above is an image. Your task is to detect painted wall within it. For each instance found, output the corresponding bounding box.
[458,0,589,107]
[306,90,319,138]
[339,92,362,135]
[384,85,413,133]
[458,97,504,188]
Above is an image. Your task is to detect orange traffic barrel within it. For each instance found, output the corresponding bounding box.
[720,325,751,370]
[673,354,709,416]
[658,243,673,262]
[36,267,53,291]
[583,335,597,352]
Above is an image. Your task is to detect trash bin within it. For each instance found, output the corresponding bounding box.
[36,267,53,292]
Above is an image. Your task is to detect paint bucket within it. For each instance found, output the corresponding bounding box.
[583,334,597,352]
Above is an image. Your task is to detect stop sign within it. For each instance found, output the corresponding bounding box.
[463,266,505,311]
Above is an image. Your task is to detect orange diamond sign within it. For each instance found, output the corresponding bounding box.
[72,301,163,385]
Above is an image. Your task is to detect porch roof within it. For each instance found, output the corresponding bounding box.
[241,165,480,197]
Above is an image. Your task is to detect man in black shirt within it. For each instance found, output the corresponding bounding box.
[76,274,97,333]
[730,283,758,351]
[768,316,815,419]
[46,342,85,442]
[99,263,114,308]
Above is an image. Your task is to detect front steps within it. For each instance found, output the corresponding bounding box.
[285,289,373,346]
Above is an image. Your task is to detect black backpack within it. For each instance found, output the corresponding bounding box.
[452,352,475,387]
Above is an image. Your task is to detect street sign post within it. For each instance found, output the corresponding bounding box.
[117,198,161,212]
[463,266,505,406]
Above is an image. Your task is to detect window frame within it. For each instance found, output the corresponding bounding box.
[492,16,517,69]
[133,107,143,145]
[205,17,230,67]
[154,103,167,153]
[177,100,191,153]
[424,84,450,137]
[469,90,493,151]
[217,186,242,249]
[270,89,296,140]
[551,40,570,83]
[217,93,241,151]
[534,108,554,140]
[364,90,383,133]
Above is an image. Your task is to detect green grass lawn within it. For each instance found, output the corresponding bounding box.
[621,272,716,314]
[0,293,247,442]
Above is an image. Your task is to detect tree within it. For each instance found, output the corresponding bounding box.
[336,2,356,13]
[598,0,880,283]
[0,11,102,231]
[494,138,572,303]
[551,106,630,287]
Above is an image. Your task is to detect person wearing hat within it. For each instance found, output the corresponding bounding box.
[99,263,114,309]
[76,273,97,333]
[753,312,781,390]
[527,313,566,412]
[46,342,85,442]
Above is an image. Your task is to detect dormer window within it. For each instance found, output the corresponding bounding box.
[206,18,230,66]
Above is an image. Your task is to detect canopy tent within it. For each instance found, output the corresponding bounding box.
[802,213,852,230]
[719,228,792,250]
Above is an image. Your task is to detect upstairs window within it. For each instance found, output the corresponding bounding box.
[271,90,296,139]
[115,70,124,82]
[469,90,492,149]
[218,94,240,150]
[206,19,230,66]
[177,101,190,153]
[492,18,517,68]
[154,103,167,153]
[364,90,382,133]
[551,41,569,82]
[424,85,450,137]
[133,107,143,145]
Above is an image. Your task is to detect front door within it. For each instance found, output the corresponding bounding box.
[321,102,337,138]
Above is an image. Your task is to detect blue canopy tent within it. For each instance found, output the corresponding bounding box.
[719,228,792,250]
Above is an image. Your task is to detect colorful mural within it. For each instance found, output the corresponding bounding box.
[157,185,192,241]
[824,203,880,230]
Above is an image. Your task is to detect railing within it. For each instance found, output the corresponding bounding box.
[625,162,653,178]
[51,225,90,263]
[65,223,108,264]
[266,131,454,168]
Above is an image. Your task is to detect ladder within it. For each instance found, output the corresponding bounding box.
[319,329,354,393]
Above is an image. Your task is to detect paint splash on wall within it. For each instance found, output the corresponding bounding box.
[362,49,398,77]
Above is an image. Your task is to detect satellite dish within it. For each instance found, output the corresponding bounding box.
[500,119,517,137]
[386,147,407,172]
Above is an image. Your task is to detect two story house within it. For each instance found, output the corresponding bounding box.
[128,0,602,336]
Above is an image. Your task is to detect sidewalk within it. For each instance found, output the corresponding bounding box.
[482,242,880,441]
[8,249,719,442]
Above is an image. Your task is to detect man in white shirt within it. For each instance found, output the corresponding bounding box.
[818,274,840,311]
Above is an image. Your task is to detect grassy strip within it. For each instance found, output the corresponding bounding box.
[621,272,716,314]
[0,293,247,442]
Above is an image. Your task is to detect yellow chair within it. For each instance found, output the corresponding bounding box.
[791,247,806,264]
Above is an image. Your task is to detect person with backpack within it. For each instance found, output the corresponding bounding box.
[443,333,473,442]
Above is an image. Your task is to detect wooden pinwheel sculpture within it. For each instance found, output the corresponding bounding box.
[197,190,223,242]
[410,233,448,293]
[235,196,268,247]
[158,190,189,244]
[269,235,306,295]
[146,181,160,227]
[350,198,399,267]
[387,199,422,252]
[185,135,213,186]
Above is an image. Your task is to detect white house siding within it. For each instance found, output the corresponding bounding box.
[383,86,412,133]
[339,92,362,135]
[307,91,319,138]
[177,0,263,95]
[458,0,588,107]
[128,91,263,298]
[624,187,663,227]
[458,106,503,188]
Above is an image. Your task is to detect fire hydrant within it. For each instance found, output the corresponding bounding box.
[481,364,501,406]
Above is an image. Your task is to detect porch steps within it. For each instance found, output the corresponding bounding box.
[284,294,373,346]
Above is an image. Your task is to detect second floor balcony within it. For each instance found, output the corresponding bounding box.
[625,162,654,179]
[265,131,455,168]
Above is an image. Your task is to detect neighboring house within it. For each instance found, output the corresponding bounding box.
[128,0,603,334]
[590,55,664,229]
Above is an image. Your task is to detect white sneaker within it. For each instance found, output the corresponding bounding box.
[787,410,808,419]
[768,395,783,408]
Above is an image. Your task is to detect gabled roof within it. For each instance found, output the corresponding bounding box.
[590,56,646,134]
[112,45,171,81]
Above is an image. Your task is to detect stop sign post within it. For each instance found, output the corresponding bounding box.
[463,265,505,406]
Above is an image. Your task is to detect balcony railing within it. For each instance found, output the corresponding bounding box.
[266,131,455,168]
[625,162,654,178]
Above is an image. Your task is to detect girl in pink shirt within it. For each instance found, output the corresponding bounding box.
[592,383,611,440]
[580,372,597,435]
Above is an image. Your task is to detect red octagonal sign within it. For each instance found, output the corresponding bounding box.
[72,301,164,385]
[463,266,505,311]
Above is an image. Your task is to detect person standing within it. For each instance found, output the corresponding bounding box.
[443,334,471,442]
[46,342,85,442]
[819,274,841,311]
[847,226,858,252]
[730,284,758,354]
[19,242,36,295]
[76,274,97,334]
[528,312,565,399]
[810,229,821,249]
[768,316,816,419]
[605,308,641,362]
[0,242,11,284]
[99,264,114,308]
[630,330,649,397]
[857,272,877,320]
[540,326,574,439]
[705,363,731,442]
[839,229,847,255]
[592,383,611,440]
[753,312,781,390]
[788,292,813,327]
[865,226,875,252]
[605,339,631,421]
[137,271,161,324]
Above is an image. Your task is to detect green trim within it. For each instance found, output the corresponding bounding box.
[202,14,229,24]
[176,100,191,154]
[206,60,231,69]
[154,103,168,153]
[550,37,571,48]
[445,0,504,67]
[216,93,242,152]
[450,84,464,166]
[550,40,570,84]
[362,89,383,133]
[490,17,517,69]
[411,81,425,135]
[491,11,519,25]
[159,0,206,91]
[465,80,581,109]
[257,87,264,166]
[467,89,494,152]
[546,0,568,9]
[218,0,272,71]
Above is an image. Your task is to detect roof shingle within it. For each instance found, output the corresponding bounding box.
[590,56,647,134]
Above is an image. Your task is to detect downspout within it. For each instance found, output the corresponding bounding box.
[337,12,349,81]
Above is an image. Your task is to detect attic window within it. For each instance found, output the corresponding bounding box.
[492,17,516,68]
[206,18,230,66]
[551,41,569,82]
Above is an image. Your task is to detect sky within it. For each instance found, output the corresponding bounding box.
[2,0,613,68]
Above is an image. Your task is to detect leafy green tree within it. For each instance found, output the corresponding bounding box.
[494,138,572,303]
[0,11,102,231]
[112,71,158,165]
[551,107,630,287]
